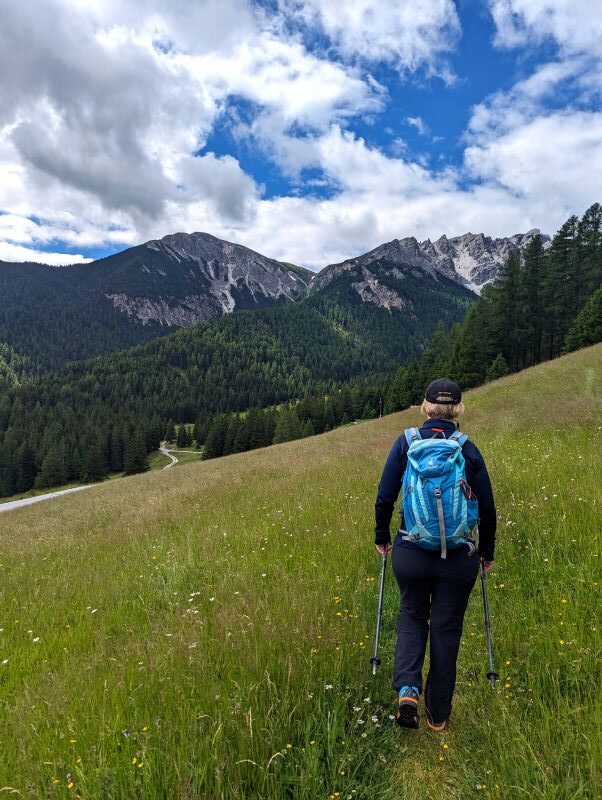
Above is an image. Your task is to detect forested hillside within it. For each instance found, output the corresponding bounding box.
[0,261,166,375]
[0,204,599,499]
[386,204,602,411]
[0,271,472,496]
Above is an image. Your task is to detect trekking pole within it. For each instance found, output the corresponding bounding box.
[479,559,499,688]
[370,552,388,676]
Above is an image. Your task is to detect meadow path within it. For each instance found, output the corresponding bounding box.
[0,484,96,513]
[159,441,179,469]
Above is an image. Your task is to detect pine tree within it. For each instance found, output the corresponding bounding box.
[302,419,314,437]
[384,366,407,413]
[486,353,509,382]
[164,419,176,443]
[563,287,602,352]
[576,203,602,305]
[35,442,67,489]
[521,235,546,367]
[541,217,579,359]
[123,428,149,475]
[491,251,523,370]
[82,436,108,482]
[110,425,124,472]
[419,321,453,384]
[202,416,228,459]
[176,425,188,448]
[15,442,36,494]
[223,415,241,455]
[450,293,497,388]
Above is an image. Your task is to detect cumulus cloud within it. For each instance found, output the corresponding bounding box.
[490,0,602,56]
[0,0,387,252]
[0,0,600,272]
[279,0,461,78]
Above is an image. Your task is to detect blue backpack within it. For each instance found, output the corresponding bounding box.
[400,427,479,558]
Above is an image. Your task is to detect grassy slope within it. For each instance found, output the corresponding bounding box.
[0,345,600,799]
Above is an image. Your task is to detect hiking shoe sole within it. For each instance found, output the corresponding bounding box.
[395,698,419,729]
[426,718,447,731]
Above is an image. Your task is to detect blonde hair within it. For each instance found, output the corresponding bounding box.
[420,399,465,420]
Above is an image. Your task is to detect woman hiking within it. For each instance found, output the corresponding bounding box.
[374,378,496,730]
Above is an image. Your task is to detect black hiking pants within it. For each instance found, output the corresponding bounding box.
[391,532,479,723]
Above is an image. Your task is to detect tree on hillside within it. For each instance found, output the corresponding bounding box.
[15,441,37,494]
[110,425,124,472]
[82,436,109,482]
[486,353,509,382]
[449,285,501,388]
[202,415,228,459]
[164,419,176,443]
[273,407,303,444]
[123,428,149,475]
[521,235,546,366]
[176,424,191,448]
[576,203,602,306]
[35,442,67,489]
[541,216,579,360]
[563,287,602,352]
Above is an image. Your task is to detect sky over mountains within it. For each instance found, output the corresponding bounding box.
[0,0,600,269]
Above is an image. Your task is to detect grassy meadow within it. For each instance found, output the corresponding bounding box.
[0,345,600,799]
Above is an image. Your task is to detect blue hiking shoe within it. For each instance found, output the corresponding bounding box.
[395,685,420,729]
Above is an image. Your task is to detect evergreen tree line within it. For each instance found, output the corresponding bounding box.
[0,260,166,377]
[0,414,160,497]
[385,204,602,412]
[0,274,468,498]
[195,384,385,460]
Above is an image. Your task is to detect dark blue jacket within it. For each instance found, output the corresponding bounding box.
[374,418,497,560]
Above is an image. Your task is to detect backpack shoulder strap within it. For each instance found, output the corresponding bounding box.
[449,430,468,447]
[404,427,422,447]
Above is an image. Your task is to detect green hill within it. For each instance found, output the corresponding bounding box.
[0,345,600,798]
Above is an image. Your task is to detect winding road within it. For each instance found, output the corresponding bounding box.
[1,444,190,513]
[159,442,179,469]
[0,485,97,514]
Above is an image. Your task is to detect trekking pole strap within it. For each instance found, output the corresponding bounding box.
[434,487,447,559]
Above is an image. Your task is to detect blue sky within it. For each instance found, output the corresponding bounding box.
[0,0,600,269]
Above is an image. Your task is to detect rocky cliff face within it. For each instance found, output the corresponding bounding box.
[68,228,549,325]
[90,232,312,326]
[427,229,549,292]
[312,229,549,302]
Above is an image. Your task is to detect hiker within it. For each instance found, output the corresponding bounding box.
[374,378,496,730]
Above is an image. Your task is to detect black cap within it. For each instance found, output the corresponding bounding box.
[425,378,461,405]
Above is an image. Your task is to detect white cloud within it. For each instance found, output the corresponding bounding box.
[0,0,382,244]
[280,0,461,78]
[490,0,602,56]
[0,241,91,265]
[465,111,602,211]
[0,0,599,274]
[406,116,430,136]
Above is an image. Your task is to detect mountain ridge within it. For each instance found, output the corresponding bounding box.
[313,228,549,294]
[0,225,548,373]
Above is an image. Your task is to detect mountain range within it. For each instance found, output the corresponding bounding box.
[0,226,547,375]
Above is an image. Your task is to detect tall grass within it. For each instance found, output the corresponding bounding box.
[0,345,600,799]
